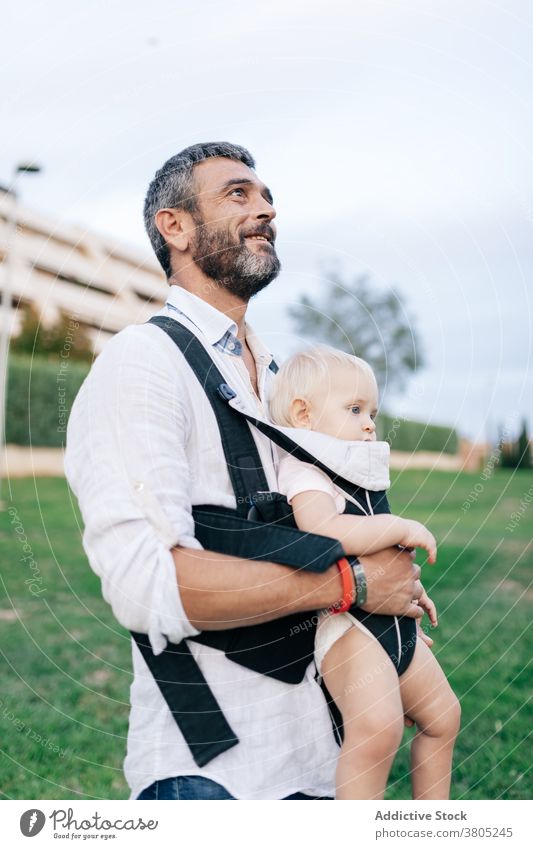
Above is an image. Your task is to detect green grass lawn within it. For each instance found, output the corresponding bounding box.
[0,469,531,800]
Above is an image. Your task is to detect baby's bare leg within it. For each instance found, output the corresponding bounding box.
[322,625,404,800]
[399,639,461,800]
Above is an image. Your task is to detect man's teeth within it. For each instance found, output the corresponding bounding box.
[248,235,268,241]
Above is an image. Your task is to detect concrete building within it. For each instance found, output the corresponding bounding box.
[0,186,167,353]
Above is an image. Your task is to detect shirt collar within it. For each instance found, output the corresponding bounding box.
[166,284,275,365]
[166,285,238,347]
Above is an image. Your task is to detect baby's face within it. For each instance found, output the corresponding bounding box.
[308,363,378,442]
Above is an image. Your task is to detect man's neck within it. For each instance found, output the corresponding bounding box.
[169,276,248,340]
[169,274,259,397]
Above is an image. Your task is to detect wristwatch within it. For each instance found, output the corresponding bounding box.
[348,556,367,608]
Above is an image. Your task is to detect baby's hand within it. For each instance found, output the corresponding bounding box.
[416,587,438,628]
[399,519,437,564]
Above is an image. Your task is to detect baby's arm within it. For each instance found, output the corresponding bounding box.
[291,490,437,563]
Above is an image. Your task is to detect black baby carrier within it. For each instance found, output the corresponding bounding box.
[131,316,390,766]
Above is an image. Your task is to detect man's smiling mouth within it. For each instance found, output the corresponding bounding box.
[243,228,275,244]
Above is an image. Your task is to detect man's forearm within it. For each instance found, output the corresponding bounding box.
[173,544,421,630]
[173,546,343,630]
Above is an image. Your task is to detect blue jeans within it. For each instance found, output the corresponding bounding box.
[137,775,331,800]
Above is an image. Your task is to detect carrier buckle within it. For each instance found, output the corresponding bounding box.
[217,383,237,401]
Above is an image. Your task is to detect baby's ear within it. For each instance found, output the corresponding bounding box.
[289,398,312,428]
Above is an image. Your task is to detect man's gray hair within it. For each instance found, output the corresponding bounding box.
[143,142,255,278]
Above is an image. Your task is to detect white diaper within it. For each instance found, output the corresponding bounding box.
[314,609,377,676]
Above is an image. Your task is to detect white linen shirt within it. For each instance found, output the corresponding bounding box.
[64,285,338,800]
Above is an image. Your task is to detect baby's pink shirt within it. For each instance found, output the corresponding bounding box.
[277,454,346,514]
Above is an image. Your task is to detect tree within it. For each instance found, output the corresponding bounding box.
[9,303,42,358]
[517,419,532,469]
[500,419,531,469]
[11,303,94,363]
[288,271,423,394]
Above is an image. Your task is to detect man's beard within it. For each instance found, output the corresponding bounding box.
[190,216,281,300]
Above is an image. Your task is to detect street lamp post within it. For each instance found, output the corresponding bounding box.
[0,162,42,509]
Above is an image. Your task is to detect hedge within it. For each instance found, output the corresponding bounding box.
[6,354,91,447]
[377,413,458,455]
[6,355,459,455]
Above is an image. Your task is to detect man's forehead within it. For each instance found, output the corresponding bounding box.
[193,157,263,194]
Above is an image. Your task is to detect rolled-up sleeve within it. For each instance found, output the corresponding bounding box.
[64,324,201,654]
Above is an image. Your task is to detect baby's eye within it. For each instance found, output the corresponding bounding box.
[350,406,360,415]
[370,413,377,421]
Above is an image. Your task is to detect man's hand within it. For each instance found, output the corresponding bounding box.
[358,546,423,619]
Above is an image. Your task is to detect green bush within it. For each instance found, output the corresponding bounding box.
[6,354,91,447]
[5,355,459,454]
[378,413,458,455]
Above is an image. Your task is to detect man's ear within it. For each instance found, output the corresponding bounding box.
[289,398,312,428]
[154,208,195,254]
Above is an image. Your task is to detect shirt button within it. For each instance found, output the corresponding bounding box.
[227,342,236,351]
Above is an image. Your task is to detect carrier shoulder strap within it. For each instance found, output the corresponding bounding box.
[130,631,238,767]
[149,315,270,514]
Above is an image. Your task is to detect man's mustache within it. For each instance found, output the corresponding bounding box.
[240,224,276,244]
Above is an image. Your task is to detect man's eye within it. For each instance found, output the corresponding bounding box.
[350,406,360,415]
[230,187,245,197]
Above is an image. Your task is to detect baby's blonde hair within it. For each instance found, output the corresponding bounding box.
[268,343,377,427]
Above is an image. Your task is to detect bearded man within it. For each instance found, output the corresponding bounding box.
[65,142,423,800]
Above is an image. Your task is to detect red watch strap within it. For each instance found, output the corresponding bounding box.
[328,557,356,614]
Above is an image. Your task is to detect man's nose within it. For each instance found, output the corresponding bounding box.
[254,194,276,222]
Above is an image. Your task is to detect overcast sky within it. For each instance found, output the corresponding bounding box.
[2,0,532,440]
